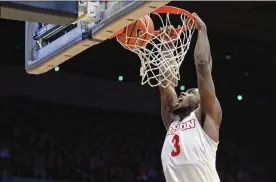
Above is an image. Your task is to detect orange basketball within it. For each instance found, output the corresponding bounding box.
[117,15,154,50]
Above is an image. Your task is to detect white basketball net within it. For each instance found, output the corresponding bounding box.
[116,12,195,88]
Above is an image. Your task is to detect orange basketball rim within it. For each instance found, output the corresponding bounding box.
[109,6,195,39]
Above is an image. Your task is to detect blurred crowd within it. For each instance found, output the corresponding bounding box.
[0,97,273,182]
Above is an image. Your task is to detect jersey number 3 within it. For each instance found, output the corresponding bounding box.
[171,134,180,157]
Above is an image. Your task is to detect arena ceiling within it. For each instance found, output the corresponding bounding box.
[179,1,276,43]
[0,1,275,105]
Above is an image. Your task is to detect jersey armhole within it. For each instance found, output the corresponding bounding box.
[192,111,219,148]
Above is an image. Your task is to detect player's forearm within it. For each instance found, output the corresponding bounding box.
[159,43,178,127]
[194,28,212,71]
[194,27,219,119]
[159,44,178,87]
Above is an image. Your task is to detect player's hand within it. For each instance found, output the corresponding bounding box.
[192,13,206,31]
[160,25,178,45]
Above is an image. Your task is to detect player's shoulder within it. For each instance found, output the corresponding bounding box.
[194,100,222,125]
[194,106,220,143]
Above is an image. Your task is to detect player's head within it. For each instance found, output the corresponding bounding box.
[173,88,200,115]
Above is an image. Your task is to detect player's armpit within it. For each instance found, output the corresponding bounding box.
[159,85,178,130]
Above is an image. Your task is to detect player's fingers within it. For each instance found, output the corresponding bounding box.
[169,25,175,31]
[192,12,201,22]
[192,12,199,19]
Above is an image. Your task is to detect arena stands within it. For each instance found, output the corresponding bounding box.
[0,97,272,182]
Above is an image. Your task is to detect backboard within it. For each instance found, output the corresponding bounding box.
[24,1,171,74]
[0,1,78,24]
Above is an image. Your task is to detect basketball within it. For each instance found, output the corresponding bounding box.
[116,15,154,50]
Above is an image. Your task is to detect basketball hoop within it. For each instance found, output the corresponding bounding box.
[113,6,195,88]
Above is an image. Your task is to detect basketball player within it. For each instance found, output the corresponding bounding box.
[160,13,222,182]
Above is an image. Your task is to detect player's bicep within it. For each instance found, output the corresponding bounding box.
[196,63,222,125]
[160,86,178,130]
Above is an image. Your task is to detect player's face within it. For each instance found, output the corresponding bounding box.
[173,88,200,115]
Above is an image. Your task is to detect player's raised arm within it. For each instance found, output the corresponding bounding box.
[193,13,222,130]
[159,78,177,130]
[159,27,178,130]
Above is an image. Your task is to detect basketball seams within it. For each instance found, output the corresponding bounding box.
[138,16,148,47]
[127,21,139,47]
[143,16,153,47]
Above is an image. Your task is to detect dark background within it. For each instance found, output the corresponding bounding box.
[0,1,275,182]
